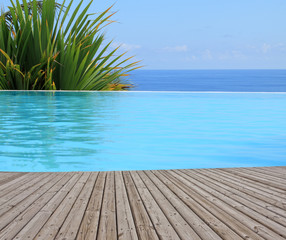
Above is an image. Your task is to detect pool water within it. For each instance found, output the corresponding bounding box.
[0,91,286,172]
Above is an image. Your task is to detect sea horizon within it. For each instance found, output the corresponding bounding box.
[130,69,286,92]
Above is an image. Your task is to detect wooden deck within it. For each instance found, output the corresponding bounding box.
[0,167,286,239]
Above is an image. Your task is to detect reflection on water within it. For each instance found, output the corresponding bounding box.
[0,91,120,171]
[0,91,286,172]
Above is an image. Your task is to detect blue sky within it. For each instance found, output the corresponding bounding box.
[2,0,286,69]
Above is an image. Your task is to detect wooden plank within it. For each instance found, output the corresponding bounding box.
[0,172,39,199]
[210,169,286,201]
[0,173,59,230]
[0,172,26,186]
[164,170,285,240]
[237,168,286,189]
[0,173,72,240]
[55,172,98,239]
[250,165,286,178]
[0,172,30,190]
[0,173,53,206]
[179,169,286,229]
[150,170,245,239]
[122,171,159,240]
[222,168,286,191]
[194,169,286,217]
[218,168,286,196]
[250,167,286,179]
[0,172,52,205]
[14,172,83,240]
[0,172,13,180]
[242,167,286,181]
[145,170,222,240]
[115,171,138,240]
[138,171,203,240]
[158,170,268,240]
[76,172,106,240]
[0,167,285,240]
[266,167,286,175]
[130,171,181,240]
[97,171,117,240]
[33,172,91,240]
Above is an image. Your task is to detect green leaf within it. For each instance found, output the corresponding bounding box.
[0,0,142,90]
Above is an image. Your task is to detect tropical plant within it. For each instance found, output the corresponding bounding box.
[3,1,62,26]
[0,0,140,90]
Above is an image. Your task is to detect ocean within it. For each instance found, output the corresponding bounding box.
[129,69,286,92]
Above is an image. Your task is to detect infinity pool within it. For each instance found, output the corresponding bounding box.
[0,91,285,172]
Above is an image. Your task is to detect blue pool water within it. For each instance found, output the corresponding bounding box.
[0,91,285,172]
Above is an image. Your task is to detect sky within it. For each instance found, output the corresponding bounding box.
[1,0,286,69]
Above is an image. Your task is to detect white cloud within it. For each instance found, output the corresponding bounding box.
[121,43,141,51]
[218,50,246,60]
[245,43,286,54]
[260,43,286,54]
[276,43,286,51]
[202,49,213,60]
[185,55,197,62]
[112,42,141,51]
[163,45,188,52]
[262,43,271,54]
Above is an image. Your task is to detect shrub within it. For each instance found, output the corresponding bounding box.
[0,0,140,90]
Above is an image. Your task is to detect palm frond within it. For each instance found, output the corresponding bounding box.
[0,0,142,90]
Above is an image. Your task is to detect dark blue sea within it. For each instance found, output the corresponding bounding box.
[130,69,286,91]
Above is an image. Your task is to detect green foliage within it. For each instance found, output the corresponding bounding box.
[0,0,141,90]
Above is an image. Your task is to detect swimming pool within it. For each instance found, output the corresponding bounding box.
[0,91,285,172]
